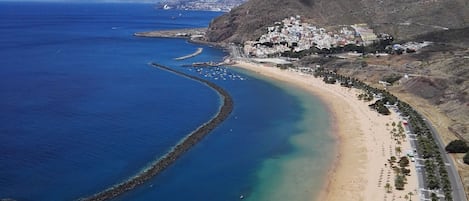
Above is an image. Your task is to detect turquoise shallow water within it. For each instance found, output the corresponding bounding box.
[0,2,336,201]
[237,70,336,201]
[116,68,337,201]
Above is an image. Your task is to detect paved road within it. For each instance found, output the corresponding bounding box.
[229,44,248,60]
[229,44,468,200]
[405,124,430,200]
[404,114,467,201]
[422,118,468,201]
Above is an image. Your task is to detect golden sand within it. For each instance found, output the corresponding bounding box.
[232,61,420,201]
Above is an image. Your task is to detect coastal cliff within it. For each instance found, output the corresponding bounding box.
[206,0,469,43]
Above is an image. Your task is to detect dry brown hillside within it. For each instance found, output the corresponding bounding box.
[295,35,469,196]
[206,0,469,43]
[204,0,469,197]
[207,0,469,142]
[295,30,469,142]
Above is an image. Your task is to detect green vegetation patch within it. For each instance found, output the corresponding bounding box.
[445,140,469,153]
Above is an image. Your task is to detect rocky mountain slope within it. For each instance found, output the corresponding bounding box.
[205,0,469,141]
[206,0,469,43]
[206,0,469,142]
[203,0,469,196]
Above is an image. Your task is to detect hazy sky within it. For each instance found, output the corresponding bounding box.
[0,0,159,3]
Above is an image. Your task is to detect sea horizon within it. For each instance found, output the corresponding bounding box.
[0,2,335,201]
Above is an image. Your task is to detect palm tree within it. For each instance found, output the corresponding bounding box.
[395,146,402,157]
[408,192,414,201]
[384,183,392,193]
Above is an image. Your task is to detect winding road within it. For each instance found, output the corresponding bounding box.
[423,118,467,201]
[406,114,467,201]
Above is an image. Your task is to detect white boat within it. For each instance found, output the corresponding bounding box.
[163,4,171,10]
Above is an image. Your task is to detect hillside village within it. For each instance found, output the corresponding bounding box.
[242,16,428,58]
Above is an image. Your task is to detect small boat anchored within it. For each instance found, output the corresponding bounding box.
[163,4,171,10]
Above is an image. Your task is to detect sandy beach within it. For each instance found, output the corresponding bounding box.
[232,61,420,201]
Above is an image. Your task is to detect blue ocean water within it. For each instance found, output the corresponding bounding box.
[0,3,335,201]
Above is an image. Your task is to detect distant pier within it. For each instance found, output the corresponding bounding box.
[174,47,203,60]
[78,63,233,201]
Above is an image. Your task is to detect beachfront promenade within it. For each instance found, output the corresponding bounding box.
[78,63,233,201]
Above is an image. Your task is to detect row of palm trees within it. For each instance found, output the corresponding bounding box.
[312,68,453,201]
[384,182,415,200]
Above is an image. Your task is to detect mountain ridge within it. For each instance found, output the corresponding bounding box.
[206,0,469,43]
[204,2,469,196]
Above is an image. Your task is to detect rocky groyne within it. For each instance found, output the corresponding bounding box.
[78,63,234,201]
[174,47,203,60]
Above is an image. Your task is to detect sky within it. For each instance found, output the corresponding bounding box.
[0,0,159,3]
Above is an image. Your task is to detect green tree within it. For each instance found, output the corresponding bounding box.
[408,192,414,201]
[395,175,405,190]
[384,183,392,193]
[399,156,410,167]
[389,156,397,166]
[401,167,411,175]
[445,140,469,153]
[427,176,440,189]
[464,152,469,165]
[395,146,402,157]
[431,193,438,201]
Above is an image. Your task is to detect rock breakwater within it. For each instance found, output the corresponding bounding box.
[78,63,233,201]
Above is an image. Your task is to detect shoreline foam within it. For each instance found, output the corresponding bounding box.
[231,61,420,201]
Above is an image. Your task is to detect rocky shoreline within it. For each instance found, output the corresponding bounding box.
[78,63,233,201]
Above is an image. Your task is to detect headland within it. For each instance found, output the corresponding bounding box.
[134,28,224,48]
[134,28,207,39]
